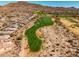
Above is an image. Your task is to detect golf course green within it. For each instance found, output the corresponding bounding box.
[25,16,54,52]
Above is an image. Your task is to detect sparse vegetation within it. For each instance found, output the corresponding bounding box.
[74,23,79,27]
[66,17,78,23]
[17,36,22,40]
[33,10,47,16]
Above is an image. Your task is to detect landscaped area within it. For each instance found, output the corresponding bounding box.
[25,16,54,52]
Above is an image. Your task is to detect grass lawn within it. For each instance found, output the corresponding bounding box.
[25,16,54,52]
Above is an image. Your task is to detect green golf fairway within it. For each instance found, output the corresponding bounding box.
[25,16,54,52]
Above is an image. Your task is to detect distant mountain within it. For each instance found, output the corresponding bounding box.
[0,1,79,16]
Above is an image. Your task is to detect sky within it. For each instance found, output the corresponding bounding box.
[0,1,79,8]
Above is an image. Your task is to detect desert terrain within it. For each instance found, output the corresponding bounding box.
[0,1,79,57]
